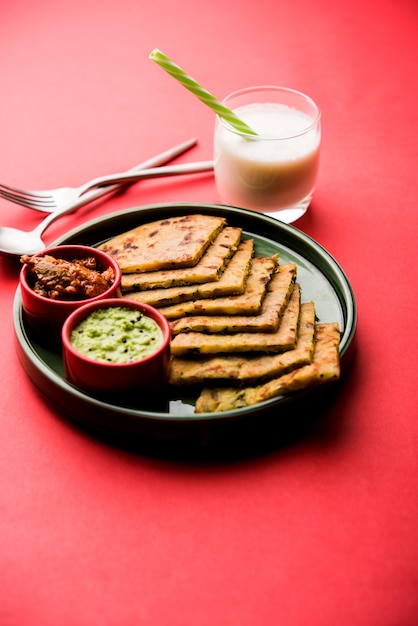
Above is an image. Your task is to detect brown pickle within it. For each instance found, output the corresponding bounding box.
[21,254,114,301]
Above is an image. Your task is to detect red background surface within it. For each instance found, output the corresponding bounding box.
[1,1,417,625]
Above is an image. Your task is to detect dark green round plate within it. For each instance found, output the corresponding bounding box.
[13,203,357,444]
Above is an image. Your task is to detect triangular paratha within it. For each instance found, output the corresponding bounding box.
[98,214,226,272]
[123,239,254,307]
[169,300,315,385]
[121,226,242,291]
[195,322,341,412]
[169,263,295,332]
[170,282,300,355]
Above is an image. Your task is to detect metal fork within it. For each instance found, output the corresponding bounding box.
[0,138,209,212]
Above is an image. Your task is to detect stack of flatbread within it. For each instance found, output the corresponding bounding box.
[99,214,341,413]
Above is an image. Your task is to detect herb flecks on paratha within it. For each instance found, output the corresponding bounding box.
[98,214,226,273]
[195,322,341,413]
[124,239,254,308]
[170,263,295,334]
[170,280,300,355]
[168,256,279,327]
[169,300,315,385]
[121,226,242,291]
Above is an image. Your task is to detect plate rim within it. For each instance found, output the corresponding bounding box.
[13,202,357,433]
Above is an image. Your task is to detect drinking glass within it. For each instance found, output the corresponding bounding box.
[214,86,321,223]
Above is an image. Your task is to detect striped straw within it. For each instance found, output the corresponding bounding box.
[149,49,258,136]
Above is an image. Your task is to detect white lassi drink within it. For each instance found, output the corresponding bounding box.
[214,87,321,222]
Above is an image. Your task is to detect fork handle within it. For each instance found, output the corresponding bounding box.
[79,161,214,194]
[31,160,214,239]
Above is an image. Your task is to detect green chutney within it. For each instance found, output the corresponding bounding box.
[71,306,163,364]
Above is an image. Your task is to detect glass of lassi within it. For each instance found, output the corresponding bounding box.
[213,86,321,223]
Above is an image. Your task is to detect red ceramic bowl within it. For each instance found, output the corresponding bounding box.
[61,298,171,395]
[20,245,122,344]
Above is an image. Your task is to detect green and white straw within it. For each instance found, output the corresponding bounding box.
[149,48,257,136]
